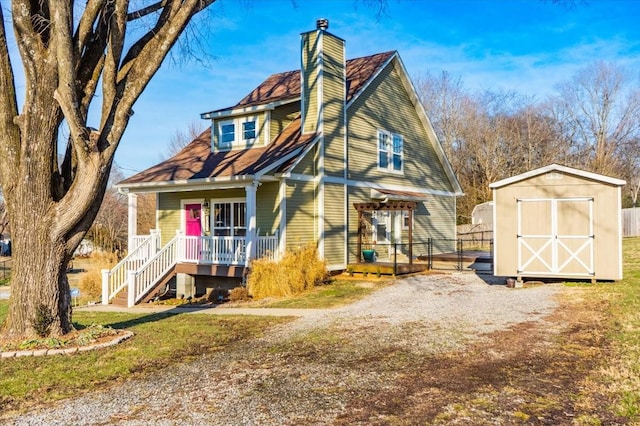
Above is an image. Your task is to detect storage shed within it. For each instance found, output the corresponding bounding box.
[490,164,626,282]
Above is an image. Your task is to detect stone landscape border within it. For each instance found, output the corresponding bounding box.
[0,331,133,358]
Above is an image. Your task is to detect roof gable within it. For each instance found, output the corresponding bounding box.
[489,164,627,189]
[204,51,395,115]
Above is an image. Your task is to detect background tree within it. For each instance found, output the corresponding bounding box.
[88,166,128,254]
[416,60,640,222]
[414,71,469,167]
[548,61,640,175]
[0,0,217,339]
[164,120,207,158]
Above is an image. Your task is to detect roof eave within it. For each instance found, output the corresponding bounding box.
[201,97,301,119]
[116,175,259,194]
[489,163,627,189]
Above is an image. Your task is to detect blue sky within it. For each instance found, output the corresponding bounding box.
[70,1,640,175]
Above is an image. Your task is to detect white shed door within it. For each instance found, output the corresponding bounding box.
[517,198,594,277]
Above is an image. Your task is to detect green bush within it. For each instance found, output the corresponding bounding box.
[248,243,328,299]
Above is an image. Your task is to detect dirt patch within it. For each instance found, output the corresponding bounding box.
[328,288,623,425]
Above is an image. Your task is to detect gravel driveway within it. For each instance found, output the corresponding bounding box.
[7,273,563,425]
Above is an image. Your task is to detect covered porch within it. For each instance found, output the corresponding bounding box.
[350,197,427,275]
[102,230,280,307]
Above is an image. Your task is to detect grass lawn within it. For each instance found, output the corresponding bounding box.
[0,276,386,413]
[590,237,640,418]
[2,240,639,421]
[238,278,388,309]
[0,307,291,413]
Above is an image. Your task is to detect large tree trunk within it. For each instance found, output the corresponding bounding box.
[0,0,217,340]
[4,226,73,337]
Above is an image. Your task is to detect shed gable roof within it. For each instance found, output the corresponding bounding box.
[489,164,626,189]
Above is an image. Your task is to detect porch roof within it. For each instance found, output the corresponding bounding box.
[118,116,317,188]
[370,188,428,202]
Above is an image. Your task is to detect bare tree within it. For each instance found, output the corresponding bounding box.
[617,138,640,207]
[89,166,128,253]
[164,120,207,158]
[414,71,469,168]
[0,0,218,339]
[549,61,640,175]
[136,193,157,237]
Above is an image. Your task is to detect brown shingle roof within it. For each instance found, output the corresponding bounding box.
[121,51,395,186]
[208,51,395,113]
[119,116,317,186]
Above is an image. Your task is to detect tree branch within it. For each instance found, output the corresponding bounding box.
[74,0,105,57]
[51,1,90,154]
[0,4,21,193]
[126,0,169,21]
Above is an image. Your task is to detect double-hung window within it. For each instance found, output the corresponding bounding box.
[377,130,403,172]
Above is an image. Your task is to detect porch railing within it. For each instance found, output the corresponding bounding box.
[128,234,180,306]
[256,235,278,261]
[103,233,280,306]
[179,236,246,264]
[101,231,160,304]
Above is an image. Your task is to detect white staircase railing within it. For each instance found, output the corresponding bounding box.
[102,233,281,306]
[128,234,180,307]
[101,230,160,304]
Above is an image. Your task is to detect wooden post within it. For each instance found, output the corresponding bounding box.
[356,209,363,263]
[408,208,413,265]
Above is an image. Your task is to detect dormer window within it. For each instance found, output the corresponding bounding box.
[220,121,235,146]
[243,120,256,140]
[217,116,259,149]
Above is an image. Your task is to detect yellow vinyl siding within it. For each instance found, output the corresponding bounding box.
[323,182,346,266]
[256,182,280,236]
[157,193,181,246]
[290,145,317,176]
[270,102,301,141]
[301,31,319,134]
[347,62,453,192]
[413,195,457,255]
[285,179,317,249]
[320,34,346,178]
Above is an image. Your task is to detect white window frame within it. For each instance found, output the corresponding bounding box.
[402,210,413,231]
[211,198,247,237]
[377,129,403,173]
[217,116,259,149]
[242,118,257,143]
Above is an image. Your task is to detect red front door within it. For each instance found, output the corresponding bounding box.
[185,203,202,236]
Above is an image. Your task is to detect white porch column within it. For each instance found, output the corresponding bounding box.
[245,181,259,266]
[127,192,138,251]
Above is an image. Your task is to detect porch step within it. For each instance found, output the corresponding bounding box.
[112,290,128,307]
[138,267,176,304]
